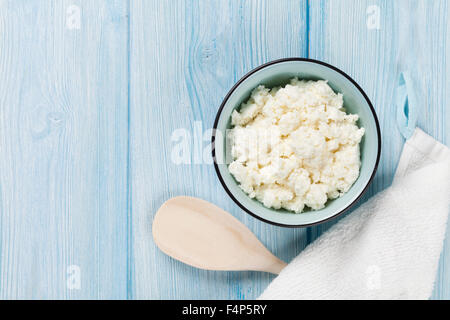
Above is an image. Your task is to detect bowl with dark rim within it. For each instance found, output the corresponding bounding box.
[212,58,381,227]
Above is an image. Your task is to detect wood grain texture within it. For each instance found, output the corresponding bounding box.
[128,0,307,299]
[0,0,128,299]
[309,0,450,299]
[0,0,448,300]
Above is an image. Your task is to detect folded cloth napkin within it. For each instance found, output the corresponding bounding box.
[259,128,450,299]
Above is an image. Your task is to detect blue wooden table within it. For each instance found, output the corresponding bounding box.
[0,0,448,299]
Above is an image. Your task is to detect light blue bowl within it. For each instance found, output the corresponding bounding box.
[212,58,381,227]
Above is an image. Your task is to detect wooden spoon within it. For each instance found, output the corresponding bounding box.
[152,196,287,274]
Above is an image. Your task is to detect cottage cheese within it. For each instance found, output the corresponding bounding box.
[228,78,365,213]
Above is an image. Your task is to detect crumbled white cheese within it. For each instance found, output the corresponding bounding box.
[228,78,365,213]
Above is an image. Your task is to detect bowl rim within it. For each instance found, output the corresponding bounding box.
[212,57,381,228]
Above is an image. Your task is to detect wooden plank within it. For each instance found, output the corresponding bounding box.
[129,0,308,299]
[309,0,450,299]
[0,0,128,299]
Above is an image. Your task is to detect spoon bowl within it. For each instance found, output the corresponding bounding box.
[152,196,287,274]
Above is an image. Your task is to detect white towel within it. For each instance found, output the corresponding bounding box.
[259,128,450,300]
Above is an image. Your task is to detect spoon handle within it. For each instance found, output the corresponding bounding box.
[264,259,288,275]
